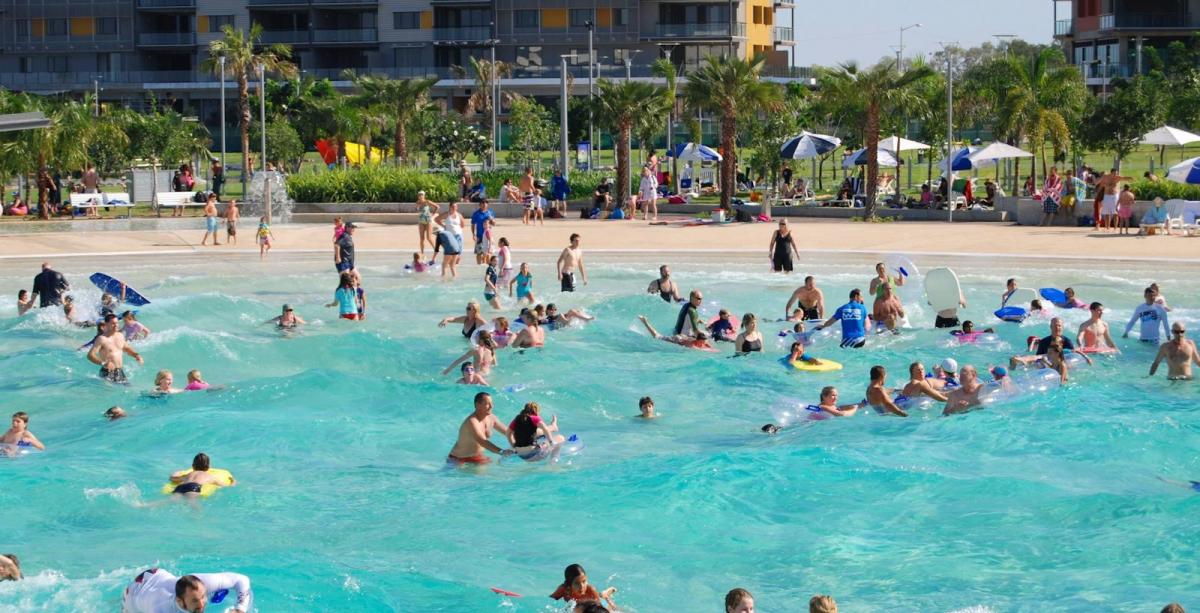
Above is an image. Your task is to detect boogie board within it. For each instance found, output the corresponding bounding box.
[1039,288,1068,307]
[90,273,151,306]
[1002,287,1038,308]
[994,306,1028,322]
[924,268,962,313]
[790,358,842,372]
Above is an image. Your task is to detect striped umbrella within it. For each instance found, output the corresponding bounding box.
[1166,156,1200,184]
[780,131,842,160]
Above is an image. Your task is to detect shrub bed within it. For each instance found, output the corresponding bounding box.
[287,167,637,203]
[1130,179,1200,201]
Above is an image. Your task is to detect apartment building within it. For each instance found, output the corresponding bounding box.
[0,0,801,145]
[1053,0,1200,89]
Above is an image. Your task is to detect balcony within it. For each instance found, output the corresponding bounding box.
[136,0,195,8]
[433,26,492,42]
[248,0,310,6]
[136,32,196,46]
[0,70,210,90]
[1054,19,1072,36]
[312,28,378,43]
[773,26,793,44]
[259,30,310,44]
[1102,11,1200,29]
[652,22,746,39]
[312,0,377,5]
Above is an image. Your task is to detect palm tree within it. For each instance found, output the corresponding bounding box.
[651,57,678,184]
[818,60,935,218]
[455,56,511,166]
[203,23,296,191]
[346,72,437,165]
[997,48,1085,191]
[682,55,781,210]
[593,80,669,209]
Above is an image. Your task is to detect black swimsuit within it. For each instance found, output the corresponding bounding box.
[172,482,203,495]
[772,231,796,272]
[801,305,820,321]
[463,320,479,339]
[740,338,763,352]
[654,280,675,303]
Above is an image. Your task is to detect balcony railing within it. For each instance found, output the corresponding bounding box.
[259,30,310,44]
[136,32,196,46]
[312,0,375,4]
[1054,19,1073,36]
[773,26,793,42]
[1077,62,1133,80]
[654,22,745,38]
[248,0,309,6]
[433,26,492,41]
[136,0,195,8]
[0,70,206,89]
[312,28,377,43]
[1107,12,1200,29]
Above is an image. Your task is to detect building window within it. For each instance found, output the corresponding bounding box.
[514,10,538,29]
[395,47,424,67]
[48,56,68,72]
[18,57,31,73]
[613,8,629,27]
[96,17,118,35]
[570,8,593,28]
[14,19,29,38]
[46,18,68,36]
[209,15,234,32]
[393,11,420,30]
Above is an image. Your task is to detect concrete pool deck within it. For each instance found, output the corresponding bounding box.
[0,218,1196,262]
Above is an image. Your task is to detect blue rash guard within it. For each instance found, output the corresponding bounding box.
[830,301,868,346]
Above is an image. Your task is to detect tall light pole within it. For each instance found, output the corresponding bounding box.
[259,62,267,174]
[940,42,957,223]
[659,44,678,193]
[586,19,595,170]
[624,49,641,81]
[219,55,227,173]
[92,77,101,117]
[560,53,581,179]
[896,23,921,71]
[489,31,498,169]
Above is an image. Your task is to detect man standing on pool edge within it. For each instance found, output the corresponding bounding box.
[557,233,587,292]
[448,391,515,465]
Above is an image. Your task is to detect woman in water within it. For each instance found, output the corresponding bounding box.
[266,304,305,328]
[415,191,440,258]
[442,330,498,375]
[120,310,150,340]
[509,263,537,306]
[496,237,514,285]
[900,362,949,404]
[511,311,544,349]
[436,201,465,247]
[437,301,488,340]
[733,313,764,355]
[550,564,618,610]
[16,290,32,316]
[153,370,180,395]
[507,401,565,459]
[767,219,800,273]
[868,261,905,298]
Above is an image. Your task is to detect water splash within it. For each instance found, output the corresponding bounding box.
[243,170,294,223]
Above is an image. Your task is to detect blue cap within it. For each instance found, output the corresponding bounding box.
[991,366,1008,378]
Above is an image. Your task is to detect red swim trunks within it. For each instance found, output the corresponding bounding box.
[340,313,360,320]
[447,454,490,465]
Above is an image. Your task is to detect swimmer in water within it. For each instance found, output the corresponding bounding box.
[483,316,512,349]
[1150,282,1171,312]
[1076,302,1117,352]
[483,254,502,310]
[733,313,764,355]
[265,304,306,328]
[544,303,594,328]
[443,330,499,375]
[708,308,737,342]
[931,358,959,389]
[1,411,45,451]
[900,362,949,402]
[16,290,32,316]
[511,311,545,349]
[808,385,862,418]
[783,341,823,366]
[121,568,253,613]
[62,295,93,327]
[184,369,210,391]
[152,370,180,395]
[816,289,871,349]
[871,282,905,332]
[1150,323,1200,381]
[507,401,565,459]
[457,363,489,386]
[1038,338,1091,383]
[942,365,985,415]
[447,391,515,465]
[408,252,429,273]
[144,452,234,508]
[865,365,907,416]
[438,301,489,341]
[637,314,713,349]
[952,320,995,336]
[509,262,537,306]
[104,406,127,420]
[638,396,657,419]
[87,313,143,384]
[550,564,618,610]
[120,310,151,340]
[1001,278,1018,307]
[0,553,19,581]
[988,366,1018,394]
[784,276,826,321]
[869,261,905,298]
[647,265,682,303]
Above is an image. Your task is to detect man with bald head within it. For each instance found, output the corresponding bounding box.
[30,261,69,308]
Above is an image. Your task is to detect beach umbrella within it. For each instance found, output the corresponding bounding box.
[967,142,1033,163]
[938,146,995,172]
[1166,156,1200,184]
[842,147,899,169]
[671,142,722,162]
[780,131,842,160]
[877,135,930,153]
[1140,126,1200,146]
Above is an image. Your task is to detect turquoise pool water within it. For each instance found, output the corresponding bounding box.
[1,251,1197,612]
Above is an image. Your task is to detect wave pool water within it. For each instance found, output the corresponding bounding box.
[0,251,1197,612]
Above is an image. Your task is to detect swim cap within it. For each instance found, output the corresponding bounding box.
[991,366,1008,379]
[941,358,958,373]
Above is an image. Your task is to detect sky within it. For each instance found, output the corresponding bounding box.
[792,0,1057,67]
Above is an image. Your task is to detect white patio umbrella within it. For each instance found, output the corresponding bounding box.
[877,135,930,152]
[1140,126,1200,146]
[967,142,1033,163]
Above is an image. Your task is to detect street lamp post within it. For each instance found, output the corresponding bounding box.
[258,62,269,222]
[219,56,226,176]
[940,43,957,223]
[659,44,678,193]
[92,77,101,117]
[560,53,581,180]
[896,23,922,71]
[489,34,498,169]
[624,49,641,82]
[586,19,595,170]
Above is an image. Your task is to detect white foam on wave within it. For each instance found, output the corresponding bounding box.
[134,327,244,359]
[947,606,998,613]
[83,482,143,505]
[0,566,136,613]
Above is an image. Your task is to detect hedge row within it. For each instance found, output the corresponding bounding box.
[286,167,635,203]
[1130,179,1200,201]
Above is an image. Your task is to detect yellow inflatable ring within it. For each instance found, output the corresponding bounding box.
[160,468,235,497]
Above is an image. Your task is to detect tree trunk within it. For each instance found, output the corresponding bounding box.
[394,116,404,165]
[719,111,736,210]
[864,105,880,219]
[239,74,251,194]
[37,152,48,220]
[617,121,631,212]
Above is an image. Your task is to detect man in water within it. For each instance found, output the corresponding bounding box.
[1076,302,1117,351]
[647,265,682,303]
[30,261,69,308]
[557,233,587,292]
[86,313,143,383]
[512,311,545,348]
[674,290,705,337]
[457,363,489,386]
[872,283,905,332]
[334,222,357,276]
[784,275,825,321]
[1150,323,1200,381]
[1001,278,1019,307]
[865,365,907,416]
[121,568,253,613]
[1011,317,1075,368]
[1124,287,1170,343]
[943,365,985,415]
[933,288,967,329]
[817,289,871,348]
[1,411,45,451]
[447,391,514,465]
